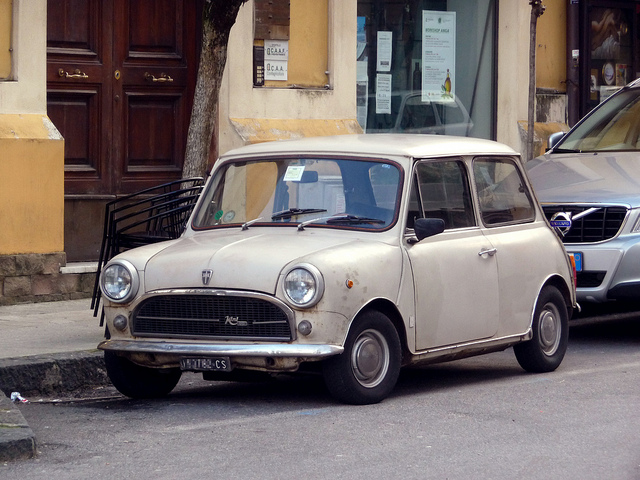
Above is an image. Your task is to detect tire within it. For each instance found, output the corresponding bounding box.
[514,286,569,373]
[323,310,401,405]
[104,351,182,399]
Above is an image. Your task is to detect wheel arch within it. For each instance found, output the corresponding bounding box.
[357,298,409,362]
[540,274,574,320]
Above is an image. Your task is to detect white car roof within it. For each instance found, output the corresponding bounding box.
[219,134,518,161]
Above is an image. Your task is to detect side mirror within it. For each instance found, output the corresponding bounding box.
[414,218,445,241]
[546,131,566,151]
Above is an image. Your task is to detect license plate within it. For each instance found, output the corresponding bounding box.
[569,252,583,272]
[180,357,232,372]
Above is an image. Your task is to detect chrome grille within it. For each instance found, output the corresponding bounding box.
[132,295,293,341]
[542,205,627,243]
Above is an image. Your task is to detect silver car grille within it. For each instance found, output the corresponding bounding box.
[132,295,294,341]
[542,205,628,243]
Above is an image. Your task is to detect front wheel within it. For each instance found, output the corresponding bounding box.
[104,351,182,399]
[323,310,401,405]
[514,286,569,373]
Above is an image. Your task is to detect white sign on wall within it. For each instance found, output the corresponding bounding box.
[264,40,289,81]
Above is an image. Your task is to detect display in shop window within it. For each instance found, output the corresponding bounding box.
[421,11,456,103]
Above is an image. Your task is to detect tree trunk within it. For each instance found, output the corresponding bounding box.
[182,0,248,178]
[527,1,545,162]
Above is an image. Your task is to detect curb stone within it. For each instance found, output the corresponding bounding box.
[0,351,108,397]
[0,392,35,462]
[0,350,109,462]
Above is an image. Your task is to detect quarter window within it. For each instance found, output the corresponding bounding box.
[473,158,535,226]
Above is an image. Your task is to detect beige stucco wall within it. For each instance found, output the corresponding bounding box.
[219,0,360,155]
[0,0,47,113]
[0,0,65,255]
[536,0,567,92]
[220,0,537,160]
[496,0,534,156]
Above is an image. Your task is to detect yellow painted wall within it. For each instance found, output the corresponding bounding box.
[0,115,65,254]
[0,0,10,79]
[536,0,566,92]
[264,0,329,88]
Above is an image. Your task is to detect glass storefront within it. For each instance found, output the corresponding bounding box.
[356,0,497,140]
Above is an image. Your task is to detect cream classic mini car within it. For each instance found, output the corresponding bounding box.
[98,134,576,405]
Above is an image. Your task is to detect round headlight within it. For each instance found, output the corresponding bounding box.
[100,260,139,303]
[283,264,324,308]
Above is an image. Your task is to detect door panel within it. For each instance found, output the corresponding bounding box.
[47,89,100,172]
[409,230,499,350]
[125,93,184,171]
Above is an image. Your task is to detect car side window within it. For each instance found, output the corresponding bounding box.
[473,157,535,226]
[409,160,475,230]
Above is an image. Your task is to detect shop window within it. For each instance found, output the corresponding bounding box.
[587,5,634,111]
[253,0,328,88]
[0,0,12,80]
[356,0,497,140]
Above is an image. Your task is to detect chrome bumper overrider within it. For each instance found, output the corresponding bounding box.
[98,339,344,358]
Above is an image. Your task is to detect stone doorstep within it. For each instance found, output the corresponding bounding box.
[60,262,98,275]
[0,261,98,306]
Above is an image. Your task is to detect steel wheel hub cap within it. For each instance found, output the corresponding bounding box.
[351,329,389,388]
[539,306,560,356]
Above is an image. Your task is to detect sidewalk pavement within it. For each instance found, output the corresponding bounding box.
[0,298,107,462]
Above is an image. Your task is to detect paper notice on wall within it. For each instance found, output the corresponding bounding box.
[376,74,392,114]
[421,11,456,103]
[376,31,393,72]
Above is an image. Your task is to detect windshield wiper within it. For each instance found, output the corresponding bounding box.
[325,214,385,225]
[271,208,327,220]
[552,147,582,153]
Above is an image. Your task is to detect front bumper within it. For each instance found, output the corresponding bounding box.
[99,339,343,357]
[98,339,344,371]
[568,235,640,302]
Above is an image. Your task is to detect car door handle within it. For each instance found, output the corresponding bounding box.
[478,248,497,257]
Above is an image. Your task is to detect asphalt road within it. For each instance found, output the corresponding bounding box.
[2,315,640,480]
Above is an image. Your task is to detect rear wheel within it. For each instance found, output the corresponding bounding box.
[514,286,568,373]
[104,351,182,399]
[323,310,401,405]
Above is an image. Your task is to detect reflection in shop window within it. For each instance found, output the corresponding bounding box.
[356,0,496,140]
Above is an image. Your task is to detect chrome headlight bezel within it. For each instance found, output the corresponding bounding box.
[100,259,140,303]
[282,263,324,309]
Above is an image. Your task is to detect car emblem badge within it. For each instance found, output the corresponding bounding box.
[549,212,572,237]
[202,269,213,285]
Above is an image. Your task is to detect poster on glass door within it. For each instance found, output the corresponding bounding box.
[421,11,456,103]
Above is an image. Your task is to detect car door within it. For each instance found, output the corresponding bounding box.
[406,159,499,350]
[472,157,541,334]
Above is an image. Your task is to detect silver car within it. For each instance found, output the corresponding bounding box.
[98,134,576,404]
[527,78,640,304]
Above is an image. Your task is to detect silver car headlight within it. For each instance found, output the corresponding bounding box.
[100,260,139,303]
[283,263,324,308]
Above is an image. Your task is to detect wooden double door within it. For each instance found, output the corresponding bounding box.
[47,0,202,260]
[47,0,201,196]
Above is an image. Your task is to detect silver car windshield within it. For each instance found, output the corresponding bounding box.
[556,88,640,152]
[192,157,402,230]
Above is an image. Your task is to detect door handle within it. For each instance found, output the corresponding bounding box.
[478,248,497,257]
[144,72,174,83]
[58,68,88,79]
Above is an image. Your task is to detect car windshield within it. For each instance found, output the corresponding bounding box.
[192,157,402,230]
[556,88,640,152]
